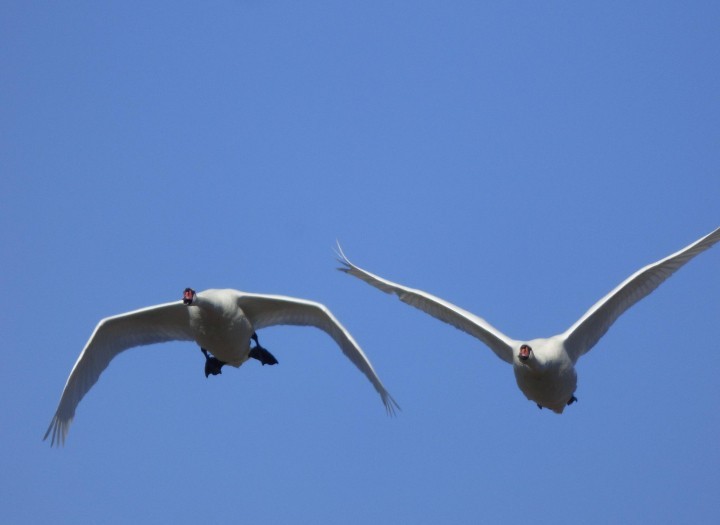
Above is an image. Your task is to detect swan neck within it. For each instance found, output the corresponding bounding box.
[192,293,215,309]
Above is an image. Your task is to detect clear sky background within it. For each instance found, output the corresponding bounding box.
[2,2,719,523]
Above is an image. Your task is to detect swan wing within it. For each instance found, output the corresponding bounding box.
[563,226,720,362]
[234,291,400,415]
[336,245,516,364]
[44,301,194,446]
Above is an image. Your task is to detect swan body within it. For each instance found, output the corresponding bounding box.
[338,226,720,413]
[45,288,399,446]
[187,289,255,366]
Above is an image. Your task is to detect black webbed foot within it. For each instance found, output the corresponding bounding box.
[537,404,543,410]
[249,345,279,366]
[567,395,578,406]
[248,333,278,366]
[201,348,225,378]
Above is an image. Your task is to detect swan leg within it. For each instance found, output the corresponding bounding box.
[201,347,225,377]
[248,333,278,366]
[567,395,578,406]
[537,404,543,410]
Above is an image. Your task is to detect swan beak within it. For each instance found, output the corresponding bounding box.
[518,345,531,361]
[183,288,195,305]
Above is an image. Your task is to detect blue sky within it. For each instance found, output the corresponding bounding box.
[2,1,719,523]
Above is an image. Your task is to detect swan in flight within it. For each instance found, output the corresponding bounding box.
[338,226,720,413]
[45,288,399,446]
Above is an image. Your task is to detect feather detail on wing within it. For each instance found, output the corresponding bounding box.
[336,244,516,365]
[44,301,194,446]
[235,292,400,415]
[563,226,720,363]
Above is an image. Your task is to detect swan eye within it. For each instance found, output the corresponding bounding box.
[182,288,196,305]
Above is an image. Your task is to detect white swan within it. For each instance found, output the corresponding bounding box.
[338,226,720,413]
[45,288,399,446]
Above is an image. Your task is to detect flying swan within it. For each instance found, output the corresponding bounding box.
[337,226,720,412]
[45,288,399,446]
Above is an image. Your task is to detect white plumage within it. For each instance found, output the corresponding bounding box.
[338,226,720,412]
[45,288,399,446]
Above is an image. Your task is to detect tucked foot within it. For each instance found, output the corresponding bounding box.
[537,404,543,410]
[567,395,578,406]
[249,333,278,366]
[249,345,279,366]
[201,348,226,378]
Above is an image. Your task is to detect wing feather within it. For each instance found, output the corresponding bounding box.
[44,301,194,446]
[336,245,516,364]
[563,226,720,362]
[235,292,400,415]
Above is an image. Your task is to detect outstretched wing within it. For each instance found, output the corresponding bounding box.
[44,301,194,446]
[235,292,400,415]
[563,226,720,363]
[336,245,517,365]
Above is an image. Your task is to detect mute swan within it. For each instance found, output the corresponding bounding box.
[45,288,399,446]
[338,226,720,412]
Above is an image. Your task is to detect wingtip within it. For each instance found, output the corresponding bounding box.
[43,415,69,447]
[334,241,352,272]
[382,393,401,417]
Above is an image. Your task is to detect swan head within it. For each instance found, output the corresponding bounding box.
[518,344,532,362]
[182,288,196,305]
